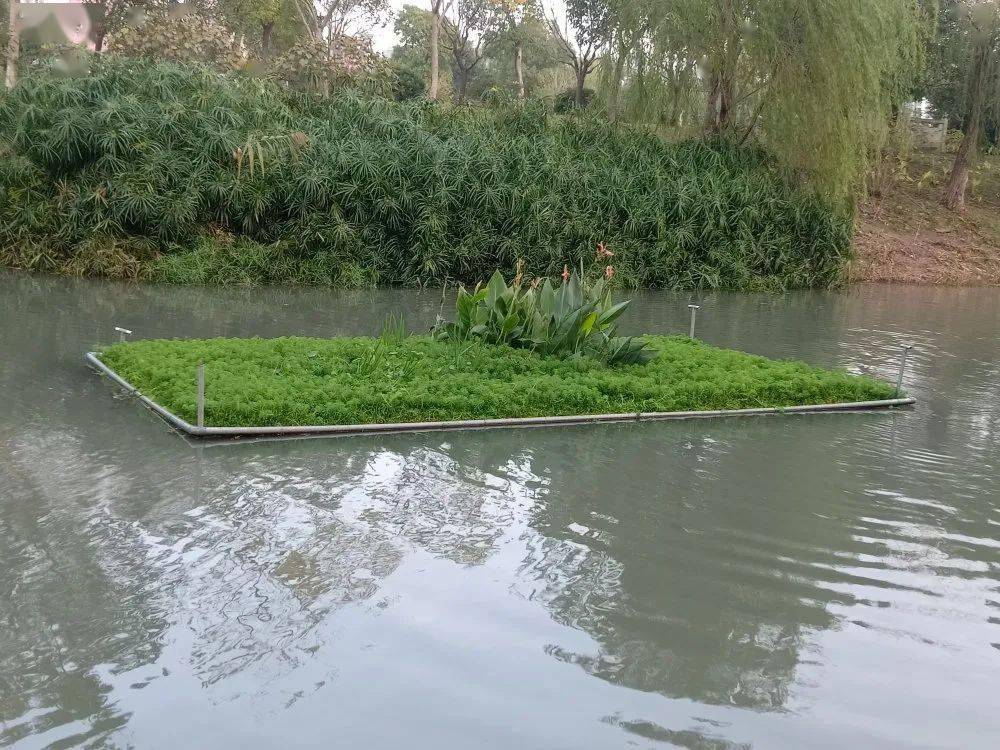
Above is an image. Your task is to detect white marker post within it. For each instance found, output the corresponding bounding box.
[687,304,700,339]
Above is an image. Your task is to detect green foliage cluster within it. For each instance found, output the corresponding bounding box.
[0,57,851,290]
[97,336,896,428]
[147,236,378,286]
[107,11,244,70]
[434,267,655,364]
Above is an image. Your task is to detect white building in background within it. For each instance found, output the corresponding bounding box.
[903,101,949,150]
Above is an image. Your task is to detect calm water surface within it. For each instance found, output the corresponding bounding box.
[1,273,998,749]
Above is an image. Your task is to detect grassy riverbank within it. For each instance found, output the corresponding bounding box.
[97,336,896,428]
[1,58,850,291]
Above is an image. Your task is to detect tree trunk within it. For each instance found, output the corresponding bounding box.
[261,21,274,61]
[5,0,19,90]
[453,64,468,102]
[575,66,587,108]
[705,66,737,134]
[668,82,682,126]
[703,67,720,132]
[869,101,902,197]
[292,0,321,40]
[943,34,991,212]
[717,72,735,131]
[942,118,978,212]
[704,0,742,135]
[717,0,738,133]
[428,4,441,100]
[513,38,524,98]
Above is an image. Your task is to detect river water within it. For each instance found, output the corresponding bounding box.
[1,273,997,749]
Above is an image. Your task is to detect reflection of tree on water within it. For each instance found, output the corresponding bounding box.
[0,425,549,745]
[337,444,538,567]
[0,429,409,743]
[112,438,549,692]
[5,389,960,743]
[272,428,843,713]
[113,463,413,696]
[262,428,839,713]
[602,713,752,750]
[498,420,866,711]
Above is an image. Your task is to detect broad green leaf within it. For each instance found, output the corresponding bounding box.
[485,270,507,305]
[597,300,631,327]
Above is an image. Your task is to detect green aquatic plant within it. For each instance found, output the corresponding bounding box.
[433,262,655,365]
[96,336,898,428]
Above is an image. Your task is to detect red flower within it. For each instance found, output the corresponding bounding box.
[562,264,570,282]
[596,242,614,260]
[605,265,615,280]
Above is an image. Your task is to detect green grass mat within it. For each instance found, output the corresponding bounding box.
[96,336,896,428]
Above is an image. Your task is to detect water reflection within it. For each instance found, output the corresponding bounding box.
[1,273,998,748]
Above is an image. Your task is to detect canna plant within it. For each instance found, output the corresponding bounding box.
[433,259,656,365]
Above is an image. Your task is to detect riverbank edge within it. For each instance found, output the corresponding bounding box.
[8,245,997,290]
[1,244,837,293]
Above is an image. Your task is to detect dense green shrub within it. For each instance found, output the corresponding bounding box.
[389,61,427,101]
[554,87,595,113]
[0,57,852,289]
[269,36,393,96]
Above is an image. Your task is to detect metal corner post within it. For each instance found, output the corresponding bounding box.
[197,364,206,428]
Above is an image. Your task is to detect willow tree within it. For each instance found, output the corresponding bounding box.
[616,0,929,203]
[604,6,699,128]
[942,1,1000,211]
